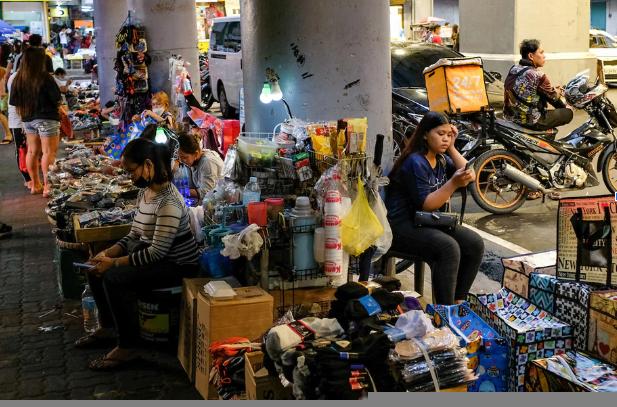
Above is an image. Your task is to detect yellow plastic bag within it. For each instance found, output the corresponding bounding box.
[341,179,384,256]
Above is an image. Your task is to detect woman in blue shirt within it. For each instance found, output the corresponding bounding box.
[386,111,484,305]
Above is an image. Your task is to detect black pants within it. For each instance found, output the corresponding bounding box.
[11,128,30,183]
[87,261,197,348]
[389,216,484,305]
[531,108,573,131]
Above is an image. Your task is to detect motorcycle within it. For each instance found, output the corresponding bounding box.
[199,54,214,110]
[466,70,617,214]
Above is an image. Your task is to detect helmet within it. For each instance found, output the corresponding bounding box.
[565,72,592,108]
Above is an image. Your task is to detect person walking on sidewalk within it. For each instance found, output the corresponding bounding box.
[10,48,62,197]
[7,69,31,189]
[76,138,199,370]
[385,111,484,305]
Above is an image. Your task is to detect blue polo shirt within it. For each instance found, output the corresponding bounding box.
[385,152,455,221]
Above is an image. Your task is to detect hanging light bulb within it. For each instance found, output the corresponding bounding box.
[155,127,168,144]
[259,82,272,104]
[270,80,283,101]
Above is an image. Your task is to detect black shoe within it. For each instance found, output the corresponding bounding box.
[0,223,12,239]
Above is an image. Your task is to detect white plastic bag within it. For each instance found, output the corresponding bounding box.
[370,190,392,262]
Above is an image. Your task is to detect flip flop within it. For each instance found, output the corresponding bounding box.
[74,333,116,349]
[88,354,142,371]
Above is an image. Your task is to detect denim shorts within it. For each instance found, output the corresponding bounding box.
[23,119,61,137]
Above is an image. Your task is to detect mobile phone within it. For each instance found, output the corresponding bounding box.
[464,157,476,171]
[73,262,95,270]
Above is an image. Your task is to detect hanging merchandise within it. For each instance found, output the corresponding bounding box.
[341,179,384,256]
[114,13,152,127]
[169,54,193,124]
[369,189,392,262]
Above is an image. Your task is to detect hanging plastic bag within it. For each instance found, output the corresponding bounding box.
[370,189,392,262]
[221,145,243,181]
[341,179,384,256]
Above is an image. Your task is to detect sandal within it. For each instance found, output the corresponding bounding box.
[88,354,142,371]
[526,191,542,200]
[74,332,116,349]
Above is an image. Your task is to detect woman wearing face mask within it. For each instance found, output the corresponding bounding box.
[76,138,199,370]
[142,91,174,128]
[385,111,484,305]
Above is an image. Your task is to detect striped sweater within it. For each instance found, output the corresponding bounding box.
[117,183,199,267]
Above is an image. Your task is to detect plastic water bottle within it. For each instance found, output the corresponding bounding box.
[81,284,99,334]
[242,176,261,206]
[181,165,191,199]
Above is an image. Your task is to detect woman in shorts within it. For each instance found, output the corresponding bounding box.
[10,47,62,197]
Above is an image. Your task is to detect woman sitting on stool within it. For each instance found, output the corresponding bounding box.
[75,138,199,370]
[385,111,484,305]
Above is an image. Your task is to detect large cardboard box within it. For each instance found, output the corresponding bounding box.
[525,351,617,392]
[468,288,574,392]
[501,251,557,299]
[177,278,212,383]
[194,286,274,399]
[423,57,489,114]
[244,351,292,400]
[528,273,598,350]
[426,303,509,392]
[588,290,617,364]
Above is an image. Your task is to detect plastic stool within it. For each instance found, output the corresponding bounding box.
[381,250,426,296]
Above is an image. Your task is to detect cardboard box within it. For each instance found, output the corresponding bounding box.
[528,274,598,350]
[244,351,292,400]
[177,278,212,383]
[589,290,617,364]
[468,288,574,392]
[426,303,509,392]
[525,351,617,392]
[72,214,131,243]
[423,57,489,114]
[501,251,557,299]
[194,286,274,399]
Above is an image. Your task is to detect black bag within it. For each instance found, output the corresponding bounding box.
[571,206,613,285]
[413,188,467,231]
[414,211,459,230]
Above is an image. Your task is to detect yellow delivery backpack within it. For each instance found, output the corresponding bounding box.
[423,57,489,114]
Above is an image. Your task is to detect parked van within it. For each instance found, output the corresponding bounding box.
[208,16,242,118]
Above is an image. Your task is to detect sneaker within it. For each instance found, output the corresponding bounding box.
[0,223,12,238]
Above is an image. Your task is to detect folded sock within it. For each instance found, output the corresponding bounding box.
[371,288,404,311]
[335,282,369,302]
[372,276,402,292]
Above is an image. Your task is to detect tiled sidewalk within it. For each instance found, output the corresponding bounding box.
[0,144,200,400]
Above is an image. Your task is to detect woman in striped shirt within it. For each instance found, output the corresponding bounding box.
[76,137,199,370]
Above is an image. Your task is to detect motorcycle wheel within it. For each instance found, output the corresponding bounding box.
[469,149,528,215]
[601,150,617,193]
[201,84,214,111]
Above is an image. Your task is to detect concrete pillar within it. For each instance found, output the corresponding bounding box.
[404,1,413,39]
[131,0,200,100]
[460,0,596,84]
[434,0,460,25]
[241,0,394,171]
[412,0,434,23]
[94,0,128,104]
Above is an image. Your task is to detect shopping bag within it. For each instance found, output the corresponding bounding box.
[18,145,27,173]
[370,189,392,262]
[557,196,617,286]
[571,206,612,270]
[341,179,384,256]
[59,108,73,139]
